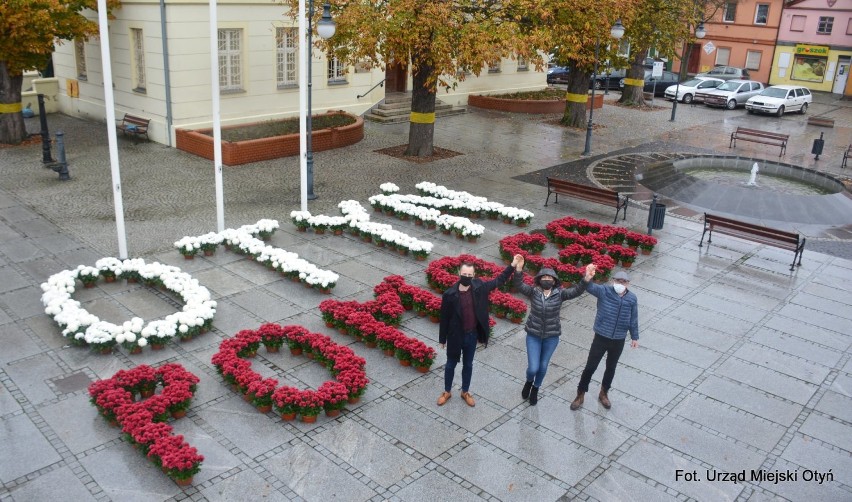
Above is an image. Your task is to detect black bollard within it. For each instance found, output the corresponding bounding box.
[51,131,70,180]
[37,94,54,164]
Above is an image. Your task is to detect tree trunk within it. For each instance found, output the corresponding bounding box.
[405,59,437,157]
[0,62,28,145]
[560,63,589,128]
[617,52,648,107]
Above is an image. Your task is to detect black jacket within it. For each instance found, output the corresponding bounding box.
[514,267,588,339]
[439,265,514,359]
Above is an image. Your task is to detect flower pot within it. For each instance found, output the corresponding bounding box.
[281,412,296,421]
[314,229,326,235]
[362,236,372,243]
[173,476,193,487]
[130,346,143,355]
[140,389,155,398]
[301,414,318,423]
[333,229,343,236]
[243,393,254,403]
[503,218,513,224]
[151,343,165,351]
[244,351,257,358]
[347,396,361,405]
[320,288,331,294]
[325,321,335,328]
[325,408,341,418]
[104,276,116,283]
[204,249,215,256]
[338,327,348,335]
[510,317,523,324]
[517,222,528,227]
[399,359,412,367]
[428,315,440,324]
[621,261,633,268]
[303,282,313,289]
[495,311,506,319]
[83,282,96,289]
[376,241,385,247]
[171,409,187,419]
[99,347,113,355]
[265,345,280,353]
[641,248,652,255]
[290,347,303,356]
[414,255,426,261]
[467,237,477,243]
[365,341,377,349]
[417,310,427,317]
[256,404,272,414]
[415,365,430,373]
[383,348,395,357]
[297,227,307,233]
[441,229,452,235]
[305,352,315,360]
[183,254,195,260]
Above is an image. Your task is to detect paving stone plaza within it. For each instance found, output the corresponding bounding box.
[0,92,850,502]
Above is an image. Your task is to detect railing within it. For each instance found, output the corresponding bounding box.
[356,79,385,99]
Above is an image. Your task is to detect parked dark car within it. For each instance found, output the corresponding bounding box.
[547,66,626,89]
[618,69,680,96]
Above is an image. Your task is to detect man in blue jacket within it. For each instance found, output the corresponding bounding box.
[571,270,639,410]
[438,257,519,407]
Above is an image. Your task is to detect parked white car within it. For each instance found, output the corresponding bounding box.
[696,80,764,109]
[745,85,813,116]
[663,77,725,103]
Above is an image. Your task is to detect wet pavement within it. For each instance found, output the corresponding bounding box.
[0,91,851,502]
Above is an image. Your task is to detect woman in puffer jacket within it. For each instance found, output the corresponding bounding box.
[512,255,596,405]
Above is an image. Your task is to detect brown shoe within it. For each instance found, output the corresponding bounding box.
[570,392,585,411]
[599,389,611,409]
[461,391,476,407]
[437,391,452,406]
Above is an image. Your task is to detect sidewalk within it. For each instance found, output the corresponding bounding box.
[0,93,850,502]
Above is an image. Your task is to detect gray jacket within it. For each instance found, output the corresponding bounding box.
[513,267,589,339]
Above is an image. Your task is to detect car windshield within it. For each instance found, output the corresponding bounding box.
[716,82,741,91]
[681,79,702,87]
[760,88,789,98]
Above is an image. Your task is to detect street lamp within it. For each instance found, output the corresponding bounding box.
[306,1,336,200]
[583,19,625,156]
[670,22,705,122]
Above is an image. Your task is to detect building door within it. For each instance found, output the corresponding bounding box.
[687,43,702,74]
[833,58,849,94]
[385,62,407,92]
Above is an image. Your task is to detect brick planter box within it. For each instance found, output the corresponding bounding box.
[468,93,602,114]
[175,112,364,166]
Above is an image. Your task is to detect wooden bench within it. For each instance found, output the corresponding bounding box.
[545,177,628,224]
[116,114,150,143]
[807,116,835,128]
[729,127,789,157]
[699,213,805,271]
[843,144,851,169]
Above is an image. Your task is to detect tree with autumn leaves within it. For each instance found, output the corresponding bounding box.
[0,0,120,145]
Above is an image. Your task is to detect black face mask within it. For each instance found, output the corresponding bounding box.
[459,276,473,287]
[539,280,555,290]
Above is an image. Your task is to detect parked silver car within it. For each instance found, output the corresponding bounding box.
[745,85,813,116]
[696,80,764,109]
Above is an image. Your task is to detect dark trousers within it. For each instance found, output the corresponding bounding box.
[444,331,478,392]
[578,333,625,393]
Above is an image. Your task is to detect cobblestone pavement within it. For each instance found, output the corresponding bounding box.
[0,91,850,502]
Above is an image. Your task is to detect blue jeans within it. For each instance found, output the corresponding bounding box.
[445,331,478,392]
[526,334,560,388]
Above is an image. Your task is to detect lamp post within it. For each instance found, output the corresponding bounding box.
[583,19,625,157]
[305,1,336,200]
[670,22,705,122]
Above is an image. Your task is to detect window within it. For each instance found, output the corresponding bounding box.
[794,88,804,97]
[723,2,736,23]
[848,18,852,35]
[517,56,528,71]
[750,82,761,91]
[715,48,731,66]
[131,28,146,92]
[817,17,834,34]
[790,15,806,32]
[745,50,761,71]
[276,27,298,87]
[754,4,769,25]
[327,54,346,83]
[218,28,242,92]
[74,38,87,80]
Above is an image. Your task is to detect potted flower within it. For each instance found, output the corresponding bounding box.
[199,232,221,256]
[273,387,299,420]
[248,378,278,413]
[290,211,311,232]
[77,266,100,288]
[380,182,400,195]
[639,234,657,255]
[174,237,199,260]
[298,392,323,423]
[321,382,349,417]
[395,346,413,366]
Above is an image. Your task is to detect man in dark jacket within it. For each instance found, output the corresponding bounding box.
[571,270,639,411]
[438,257,519,407]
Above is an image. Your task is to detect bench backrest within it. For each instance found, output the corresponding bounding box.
[547,178,617,199]
[705,214,798,243]
[123,115,150,128]
[734,127,788,140]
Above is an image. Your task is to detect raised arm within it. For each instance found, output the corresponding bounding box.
[562,264,596,301]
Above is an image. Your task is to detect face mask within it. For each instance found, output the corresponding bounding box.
[539,280,555,290]
[613,283,626,295]
[459,276,472,287]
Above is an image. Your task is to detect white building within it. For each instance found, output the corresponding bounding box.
[51,0,547,146]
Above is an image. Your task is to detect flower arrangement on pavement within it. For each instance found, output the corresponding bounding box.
[424,255,527,322]
[41,259,216,353]
[415,181,534,224]
[88,364,203,485]
[211,324,368,422]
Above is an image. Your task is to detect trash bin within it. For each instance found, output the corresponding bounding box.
[647,195,665,235]
[812,132,825,160]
